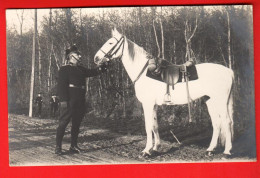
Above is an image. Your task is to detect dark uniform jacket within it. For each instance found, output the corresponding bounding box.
[58,64,101,102]
[50,97,59,106]
[35,96,43,105]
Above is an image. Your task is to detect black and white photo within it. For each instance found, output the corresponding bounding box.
[7,5,255,166]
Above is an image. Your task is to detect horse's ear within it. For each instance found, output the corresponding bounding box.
[111,28,115,36]
[111,26,117,36]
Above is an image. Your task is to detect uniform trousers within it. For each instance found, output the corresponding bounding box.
[56,99,85,148]
[37,103,42,116]
[50,103,58,117]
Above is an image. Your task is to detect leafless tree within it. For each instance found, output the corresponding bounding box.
[29,9,37,117]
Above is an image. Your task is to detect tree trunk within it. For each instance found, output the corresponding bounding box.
[65,9,73,45]
[122,67,126,119]
[29,9,37,117]
[52,50,60,70]
[47,9,53,92]
[184,15,198,62]
[47,43,53,92]
[160,7,164,59]
[37,34,42,88]
[173,40,176,64]
[226,10,232,69]
[151,7,160,57]
[153,20,160,58]
[16,10,24,36]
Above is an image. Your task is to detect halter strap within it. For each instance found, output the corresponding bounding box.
[99,37,121,55]
[100,49,107,55]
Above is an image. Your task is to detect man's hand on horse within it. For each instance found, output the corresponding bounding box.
[99,61,110,72]
[184,60,194,67]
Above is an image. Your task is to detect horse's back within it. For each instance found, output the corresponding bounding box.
[194,63,234,101]
[195,63,234,81]
[196,63,233,72]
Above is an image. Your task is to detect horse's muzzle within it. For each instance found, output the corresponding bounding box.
[94,55,101,65]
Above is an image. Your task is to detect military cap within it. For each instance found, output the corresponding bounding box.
[65,44,81,60]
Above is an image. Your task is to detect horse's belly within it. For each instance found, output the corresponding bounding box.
[170,81,205,105]
[135,77,165,103]
[135,75,206,105]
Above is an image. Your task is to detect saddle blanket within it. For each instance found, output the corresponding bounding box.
[146,65,198,84]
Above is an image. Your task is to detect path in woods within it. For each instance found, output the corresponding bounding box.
[8,114,255,166]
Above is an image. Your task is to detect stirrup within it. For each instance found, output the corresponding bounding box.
[163,93,173,105]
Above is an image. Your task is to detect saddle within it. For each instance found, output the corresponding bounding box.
[146,58,198,88]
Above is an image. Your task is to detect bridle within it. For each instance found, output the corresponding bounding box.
[99,36,125,60]
[98,35,148,85]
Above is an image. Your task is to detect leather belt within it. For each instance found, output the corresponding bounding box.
[69,84,85,89]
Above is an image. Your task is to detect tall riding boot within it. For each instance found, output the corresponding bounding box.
[55,126,65,155]
[69,132,82,153]
[70,128,85,153]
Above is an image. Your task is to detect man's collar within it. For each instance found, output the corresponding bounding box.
[69,63,78,66]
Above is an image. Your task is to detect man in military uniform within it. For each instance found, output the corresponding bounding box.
[35,93,43,117]
[55,45,108,155]
[50,95,59,118]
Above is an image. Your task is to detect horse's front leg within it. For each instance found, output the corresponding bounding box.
[142,102,156,156]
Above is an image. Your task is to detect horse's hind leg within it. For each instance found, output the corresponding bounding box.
[215,107,232,155]
[223,89,233,155]
[152,105,161,151]
[206,99,233,155]
[142,102,156,155]
[222,116,233,155]
[206,99,221,153]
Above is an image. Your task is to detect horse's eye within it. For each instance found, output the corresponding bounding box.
[109,42,113,45]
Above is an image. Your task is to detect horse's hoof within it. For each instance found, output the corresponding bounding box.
[151,150,160,157]
[222,153,232,160]
[206,151,214,157]
[153,144,161,151]
[140,152,151,158]
[223,151,232,155]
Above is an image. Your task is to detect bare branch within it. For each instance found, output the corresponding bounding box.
[153,20,161,58]
[16,10,24,35]
[52,49,60,70]
[16,10,24,24]
[159,7,164,59]
[184,20,188,42]
[187,17,198,43]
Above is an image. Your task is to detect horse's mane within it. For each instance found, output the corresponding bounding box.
[127,39,149,61]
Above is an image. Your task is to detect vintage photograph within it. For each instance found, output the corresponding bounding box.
[7,5,255,166]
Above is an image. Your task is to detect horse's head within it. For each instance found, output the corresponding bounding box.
[94,28,124,65]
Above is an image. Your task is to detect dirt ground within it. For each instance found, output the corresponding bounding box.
[8,113,256,166]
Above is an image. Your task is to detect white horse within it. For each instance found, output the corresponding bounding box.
[94,28,234,156]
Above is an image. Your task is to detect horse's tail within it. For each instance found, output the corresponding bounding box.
[219,69,234,146]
